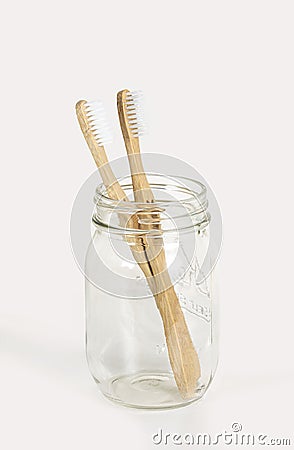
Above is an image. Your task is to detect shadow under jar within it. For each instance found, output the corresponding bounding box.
[85,174,219,409]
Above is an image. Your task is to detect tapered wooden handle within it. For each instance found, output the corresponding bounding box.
[136,249,201,398]
[155,287,201,398]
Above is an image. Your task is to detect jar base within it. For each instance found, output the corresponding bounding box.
[97,372,206,410]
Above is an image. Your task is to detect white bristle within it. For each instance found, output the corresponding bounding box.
[125,90,147,137]
[84,100,112,146]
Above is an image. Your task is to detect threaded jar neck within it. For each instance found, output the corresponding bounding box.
[92,174,210,234]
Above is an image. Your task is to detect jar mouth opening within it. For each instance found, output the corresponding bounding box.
[92,174,210,233]
[94,174,207,210]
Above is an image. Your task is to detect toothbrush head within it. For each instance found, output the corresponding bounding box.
[76,99,112,147]
[124,90,147,138]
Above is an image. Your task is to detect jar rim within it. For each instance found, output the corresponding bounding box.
[94,174,207,210]
[92,174,210,233]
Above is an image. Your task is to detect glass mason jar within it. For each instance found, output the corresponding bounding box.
[85,174,219,409]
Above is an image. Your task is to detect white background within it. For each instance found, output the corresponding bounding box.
[1,1,294,449]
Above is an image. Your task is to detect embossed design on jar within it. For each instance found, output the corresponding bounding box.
[177,292,211,322]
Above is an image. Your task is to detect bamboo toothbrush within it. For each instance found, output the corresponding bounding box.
[117,89,201,398]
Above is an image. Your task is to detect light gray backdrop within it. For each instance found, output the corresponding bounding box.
[1,1,294,449]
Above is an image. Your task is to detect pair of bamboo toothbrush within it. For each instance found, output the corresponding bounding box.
[76,90,201,399]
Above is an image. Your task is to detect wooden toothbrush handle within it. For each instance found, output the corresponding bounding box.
[154,285,201,398]
[132,239,201,398]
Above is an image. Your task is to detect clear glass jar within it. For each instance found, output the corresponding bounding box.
[85,174,219,409]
